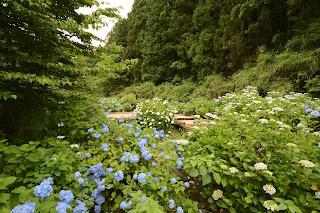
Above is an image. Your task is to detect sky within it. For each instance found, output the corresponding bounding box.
[76,0,134,46]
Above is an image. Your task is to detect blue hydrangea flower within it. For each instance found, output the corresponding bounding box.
[121,123,125,126]
[101,144,108,152]
[120,200,132,210]
[128,131,132,134]
[119,119,124,123]
[41,177,54,186]
[56,201,70,213]
[138,173,146,183]
[169,199,175,209]
[151,143,156,149]
[147,172,152,177]
[171,178,177,184]
[160,186,167,192]
[138,117,142,121]
[120,152,133,162]
[114,170,124,182]
[311,111,320,118]
[88,128,94,133]
[135,132,140,138]
[103,127,109,133]
[51,158,57,161]
[34,179,53,200]
[138,139,148,148]
[88,163,105,179]
[78,178,85,184]
[106,168,113,174]
[85,153,91,158]
[184,182,190,188]
[141,197,147,202]
[59,190,74,204]
[130,155,139,163]
[305,106,312,113]
[154,177,160,182]
[11,202,36,213]
[118,138,124,143]
[165,156,171,160]
[165,134,170,138]
[75,171,81,178]
[73,200,88,213]
[176,160,183,169]
[177,206,184,213]
[94,204,101,213]
[171,140,176,144]
[152,162,156,167]
[144,153,152,161]
[93,132,101,139]
[316,106,320,110]
[133,174,138,179]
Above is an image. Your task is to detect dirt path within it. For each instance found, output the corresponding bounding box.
[107,112,215,131]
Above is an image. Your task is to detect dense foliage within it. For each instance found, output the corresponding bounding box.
[108,0,320,95]
[0,0,119,141]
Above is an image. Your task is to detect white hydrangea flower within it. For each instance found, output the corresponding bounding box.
[194,115,201,119]
[254,162,267,170]
[76,152,83,155]
[57,135,65,139]
[57,122,64,127]
[263,200,279,212]
[272,107,284,111]
[259,119,268,123]
[229,167,238,173]
[263,184,276,195]
[212,189,223,200]
[240,119,247,123]
[299,160,316,168]
[315,191,320,199]
[71,144,79,148]
[313,132,320,136]
[176,139,190,145]
[297,123,305,128]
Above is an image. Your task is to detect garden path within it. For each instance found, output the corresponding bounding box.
[106,112,215,131]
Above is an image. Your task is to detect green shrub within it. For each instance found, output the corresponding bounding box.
[135,98,177,132]
[182,86,320,212]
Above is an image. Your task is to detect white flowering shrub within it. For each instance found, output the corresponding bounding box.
[135,98,177,131]
[182,86,320,212]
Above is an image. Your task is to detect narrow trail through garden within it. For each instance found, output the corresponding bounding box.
[106,112,216,131]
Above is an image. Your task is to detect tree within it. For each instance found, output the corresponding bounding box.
[0,0,119,141]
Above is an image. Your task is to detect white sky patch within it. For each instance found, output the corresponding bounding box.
[76,0,134,46]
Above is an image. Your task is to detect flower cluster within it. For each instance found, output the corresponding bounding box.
[299,160,316,168]
[254,162,267,170]
[263,200,279,212]
[56,190,74,213]
[11,202,36,213]
[34,177,54,200]
[263,184,276,195]
[212,189,223,200]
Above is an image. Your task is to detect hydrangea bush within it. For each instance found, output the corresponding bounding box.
[182,86,320,212]
[135,98,177,132]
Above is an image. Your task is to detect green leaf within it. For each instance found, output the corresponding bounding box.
[199,166,207,176]
[26,153,39,162]
[189,168,199,177]
[37,201,57,211]
[278,203,288,211]
[202,174,211,185]
[11,186,25,193]
[0,193,9,203]
[0,177,17,189]
[213,173,221,184]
